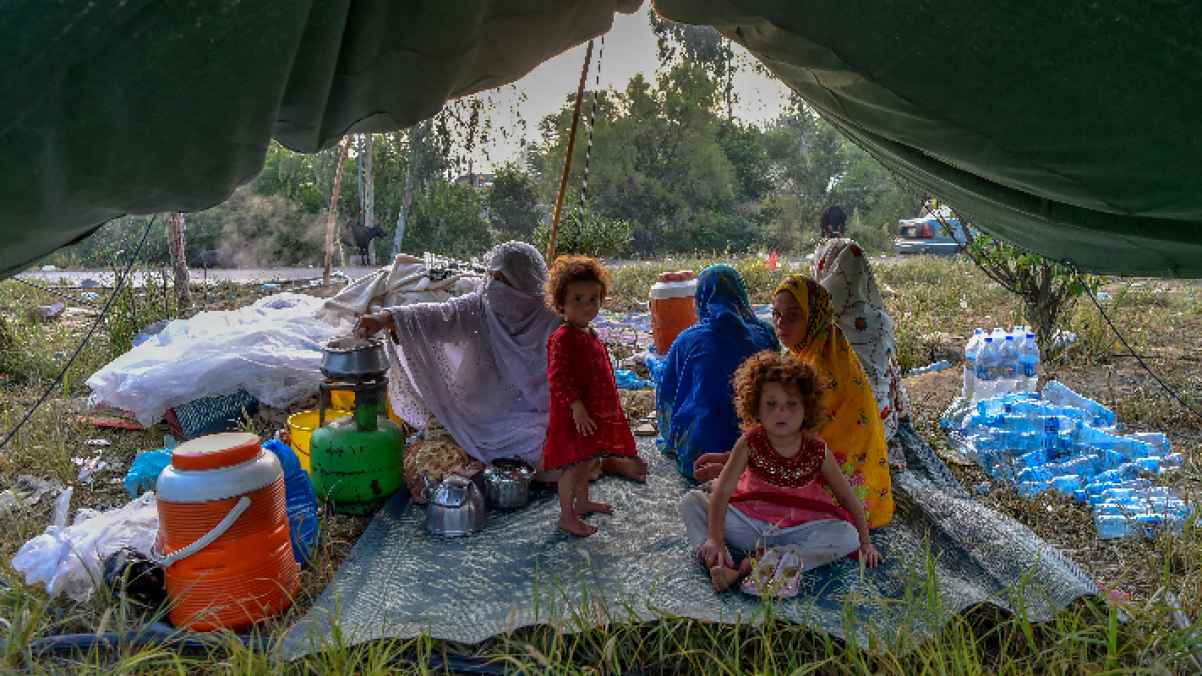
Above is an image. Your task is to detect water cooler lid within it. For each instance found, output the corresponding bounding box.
[173,432,262,471]
[649,278,698,300]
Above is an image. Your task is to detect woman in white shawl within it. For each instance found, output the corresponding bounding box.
[811,238,911,467]
[355,241,645,497]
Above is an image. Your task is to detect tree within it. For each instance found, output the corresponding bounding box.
[934,207,1102,355]
[488,162,541,241]
[404,182,492,259]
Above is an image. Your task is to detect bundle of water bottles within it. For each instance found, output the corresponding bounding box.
[948,327,1193,540]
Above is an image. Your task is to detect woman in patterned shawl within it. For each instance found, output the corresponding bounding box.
[694,275,894,529]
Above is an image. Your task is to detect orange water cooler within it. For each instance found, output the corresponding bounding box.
[155,432,300,631]
[650,271,698,355]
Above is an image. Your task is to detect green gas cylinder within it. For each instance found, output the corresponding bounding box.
[310,397,404,514]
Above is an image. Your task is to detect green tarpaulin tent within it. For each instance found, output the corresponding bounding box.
[2,0,1199,277]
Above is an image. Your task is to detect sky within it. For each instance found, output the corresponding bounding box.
[476,9,793,171]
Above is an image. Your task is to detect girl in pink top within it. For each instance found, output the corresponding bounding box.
[679,350,881,592]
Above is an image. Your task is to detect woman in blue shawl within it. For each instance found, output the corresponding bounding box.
[656,264,779,479]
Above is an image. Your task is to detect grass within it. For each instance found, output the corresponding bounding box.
[3,255,1202,673]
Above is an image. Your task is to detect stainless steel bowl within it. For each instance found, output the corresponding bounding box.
[321,336,388,379]
[425,474,487,537]
[483,459,535,510]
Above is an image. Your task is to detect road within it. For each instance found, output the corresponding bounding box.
[15,255,913,289]
[14,266,380,288]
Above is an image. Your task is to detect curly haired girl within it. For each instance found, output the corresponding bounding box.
[679,350,881,593]
[541,255,639,537]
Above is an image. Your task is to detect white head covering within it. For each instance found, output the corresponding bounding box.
[385,241,561,464]
[812,238,911,440]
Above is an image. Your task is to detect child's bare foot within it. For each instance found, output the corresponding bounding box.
[602,456,648,483]
[738,557,754,576]
[576,500,613,515]
[709,566,742,592]
[558,514,598,537]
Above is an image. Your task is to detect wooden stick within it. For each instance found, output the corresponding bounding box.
[547,40,594,263]
[324,136,351,285]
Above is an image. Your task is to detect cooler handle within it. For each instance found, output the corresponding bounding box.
[154,496,252,568]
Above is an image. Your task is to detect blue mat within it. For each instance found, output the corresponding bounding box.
[282,423,1095,658]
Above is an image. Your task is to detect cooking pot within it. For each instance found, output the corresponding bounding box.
[321,336,388,380]
[483,459,535,509]
[425,474,487,537]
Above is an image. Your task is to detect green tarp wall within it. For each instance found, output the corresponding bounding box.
[2,0,1200,277]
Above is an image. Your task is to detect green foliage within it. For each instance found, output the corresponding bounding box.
[487,162,542,241]
[534,208,633,259]
[404,181,493,259]
[960,228,1105,355]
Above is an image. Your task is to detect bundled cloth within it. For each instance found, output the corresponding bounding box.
[317,254,481,325]
[87,294,344,425]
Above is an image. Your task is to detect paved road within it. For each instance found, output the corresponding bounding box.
[15,254,914,288]
[14,266,380,288]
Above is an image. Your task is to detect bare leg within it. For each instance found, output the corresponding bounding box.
[601,455,647,483]
[557,464,596,537]
[576,461,612,516]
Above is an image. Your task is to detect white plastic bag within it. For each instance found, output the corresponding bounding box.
[11,492,160,602]
[86,293,348,425]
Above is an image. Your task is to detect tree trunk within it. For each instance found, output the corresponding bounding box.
[166,212,191,314]
[363,134,376,265]
[392,127,419,256]
[324,136,351,285]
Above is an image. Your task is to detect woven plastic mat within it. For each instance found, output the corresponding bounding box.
[282,424,1095,658]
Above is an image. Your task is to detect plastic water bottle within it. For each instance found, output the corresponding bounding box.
[1018,333,1040,392]
[1095,514,1131,539]
[995,335,1020,395]
[1042,380,1117,427]
[974,337,998,401]
[1126,432,1170,455]
[963,328,985,400]
[263,438,320,565]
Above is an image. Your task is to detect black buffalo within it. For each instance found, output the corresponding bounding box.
[342,220,386,265]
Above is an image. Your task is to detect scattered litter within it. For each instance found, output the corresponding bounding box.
[75,415,145,431]
[11,492,159,601]
[132,319,170,348]
[102,546,166,608]
[0,475,65,515]
[84,438,111,447]
[261,282,282,292]
[615,369,653,390]
[634,422,658,437]
[908,359,952,375]
[80,291,101,302]
[40,264,57,272]
[122,439,176,499]
[73,455,109,484]
[27,302,65,322]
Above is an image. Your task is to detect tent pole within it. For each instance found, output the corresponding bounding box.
[547,40,593,263]
[324,136,352,285]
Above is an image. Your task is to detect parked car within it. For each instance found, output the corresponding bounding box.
[893,216,971,256]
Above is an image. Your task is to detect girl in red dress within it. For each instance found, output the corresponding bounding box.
[680,350,881,592]
[543,256,638,537]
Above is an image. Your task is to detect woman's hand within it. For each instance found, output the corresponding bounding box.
[692,452,730,483]
[571,401,596,436]
[353,311,391,337]
[698,538,733,569]
[859,539,882,568]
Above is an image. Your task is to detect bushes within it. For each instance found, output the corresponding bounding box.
[534,209,633,260]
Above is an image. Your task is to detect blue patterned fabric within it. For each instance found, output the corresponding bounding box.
[656,265,779,479]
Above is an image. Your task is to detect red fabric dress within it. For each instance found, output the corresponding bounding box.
[542,324,637,470]
[729,426,852,528]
